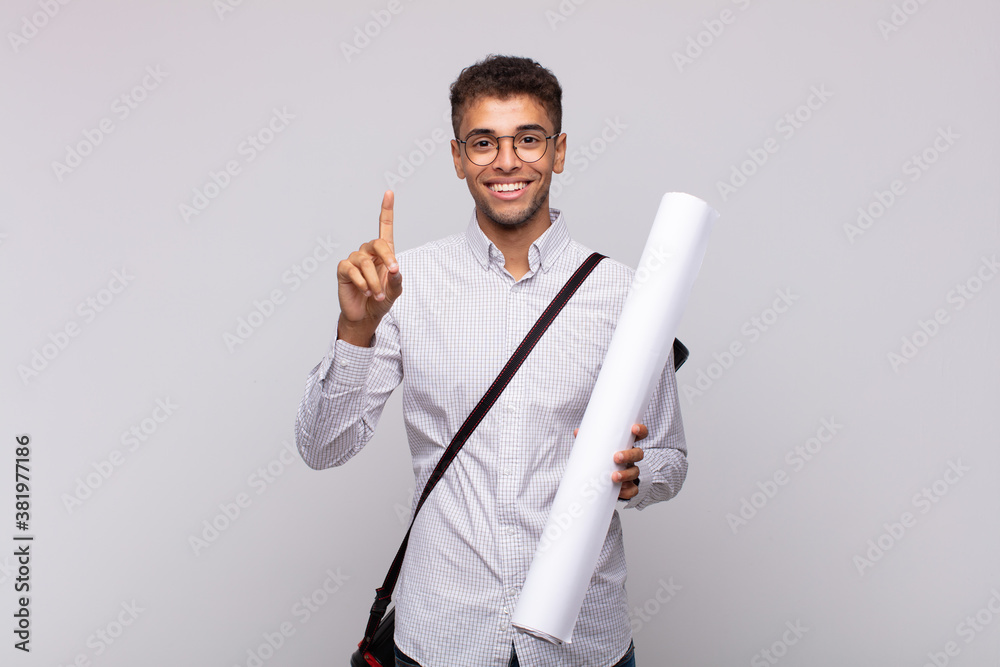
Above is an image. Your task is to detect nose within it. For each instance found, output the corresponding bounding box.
[493,136,522,171]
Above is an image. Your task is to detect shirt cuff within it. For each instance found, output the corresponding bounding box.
[622,460,649,510]
[323,338,376,388]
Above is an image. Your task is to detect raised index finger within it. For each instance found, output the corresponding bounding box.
[379,190,394,251]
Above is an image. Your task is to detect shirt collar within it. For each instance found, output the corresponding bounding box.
[465,208,571,274]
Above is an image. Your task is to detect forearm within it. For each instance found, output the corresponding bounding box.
[624,350,688,510]
[624,446,687,510]
[295,315,402,469]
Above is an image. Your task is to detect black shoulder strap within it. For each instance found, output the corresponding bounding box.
[359,252,607,652]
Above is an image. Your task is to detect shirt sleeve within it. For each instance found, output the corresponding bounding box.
[623,345,688,510]
[294,310,403,470]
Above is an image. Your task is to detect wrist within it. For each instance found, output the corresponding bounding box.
[337,315,378,347]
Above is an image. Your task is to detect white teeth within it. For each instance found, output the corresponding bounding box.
[489,182,527,192]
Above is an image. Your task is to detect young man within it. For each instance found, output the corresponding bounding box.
[295,55,687,667]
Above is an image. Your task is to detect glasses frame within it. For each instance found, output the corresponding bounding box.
[457,131,561,167]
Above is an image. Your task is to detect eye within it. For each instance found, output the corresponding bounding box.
[469,136,497,150]
[516,132,547,148]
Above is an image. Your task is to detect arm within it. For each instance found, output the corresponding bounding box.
[295,190,404,469]
[621,345,688,510]
[295,312,402,469]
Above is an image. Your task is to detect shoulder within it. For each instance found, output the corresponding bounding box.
[395,232,471,275]
[397,232,466,263]
[562,239,635,289]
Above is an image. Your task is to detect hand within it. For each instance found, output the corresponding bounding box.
[572,423,647,500]
[614,424,647,500]
[336,190,402,345]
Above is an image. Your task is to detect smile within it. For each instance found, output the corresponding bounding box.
[488,182,528,192]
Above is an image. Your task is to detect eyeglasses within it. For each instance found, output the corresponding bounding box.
[457,130,559,166]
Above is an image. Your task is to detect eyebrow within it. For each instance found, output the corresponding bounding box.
[463,123,550,139]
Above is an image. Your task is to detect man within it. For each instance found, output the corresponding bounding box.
[295,55,687,667]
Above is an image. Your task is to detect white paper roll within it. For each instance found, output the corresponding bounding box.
[511,192,718,644]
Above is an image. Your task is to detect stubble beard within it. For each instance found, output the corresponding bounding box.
[473,181,549,231]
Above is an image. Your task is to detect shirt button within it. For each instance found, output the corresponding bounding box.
[503,607,509,614]
[507,403,517,413]
[506,526,516,535]
[502,467,512,476]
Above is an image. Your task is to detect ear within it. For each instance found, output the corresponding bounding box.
[552,132,567,174]
[451,139,466,180]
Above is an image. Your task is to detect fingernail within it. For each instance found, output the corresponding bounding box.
[389,262,398,271]
[376,292,385,300]
[364,290,372,297]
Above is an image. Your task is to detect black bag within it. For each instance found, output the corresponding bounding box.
[351,253,690,666]
[350,607,395,667]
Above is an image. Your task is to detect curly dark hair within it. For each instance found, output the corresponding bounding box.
[449,55,563,138]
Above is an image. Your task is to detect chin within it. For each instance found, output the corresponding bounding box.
[474,189,547,229]
[485,208,536,229]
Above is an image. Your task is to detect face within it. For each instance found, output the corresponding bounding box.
[451,95,566,231]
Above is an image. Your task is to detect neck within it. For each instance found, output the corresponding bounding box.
[477,207,552,280]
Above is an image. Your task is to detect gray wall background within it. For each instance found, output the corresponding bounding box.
[2,0,998,665]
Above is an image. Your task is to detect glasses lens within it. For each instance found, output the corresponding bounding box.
[463,132,551,166]
[465,134,499,166]
[513,131,549,163]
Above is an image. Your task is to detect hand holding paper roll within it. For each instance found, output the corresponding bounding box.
[512,192,719,645]
[574,423,647,500]
[612,424,646,500]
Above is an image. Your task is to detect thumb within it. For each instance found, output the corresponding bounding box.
[385,265,403,302]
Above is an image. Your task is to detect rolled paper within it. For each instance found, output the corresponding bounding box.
[511,192,718,644]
